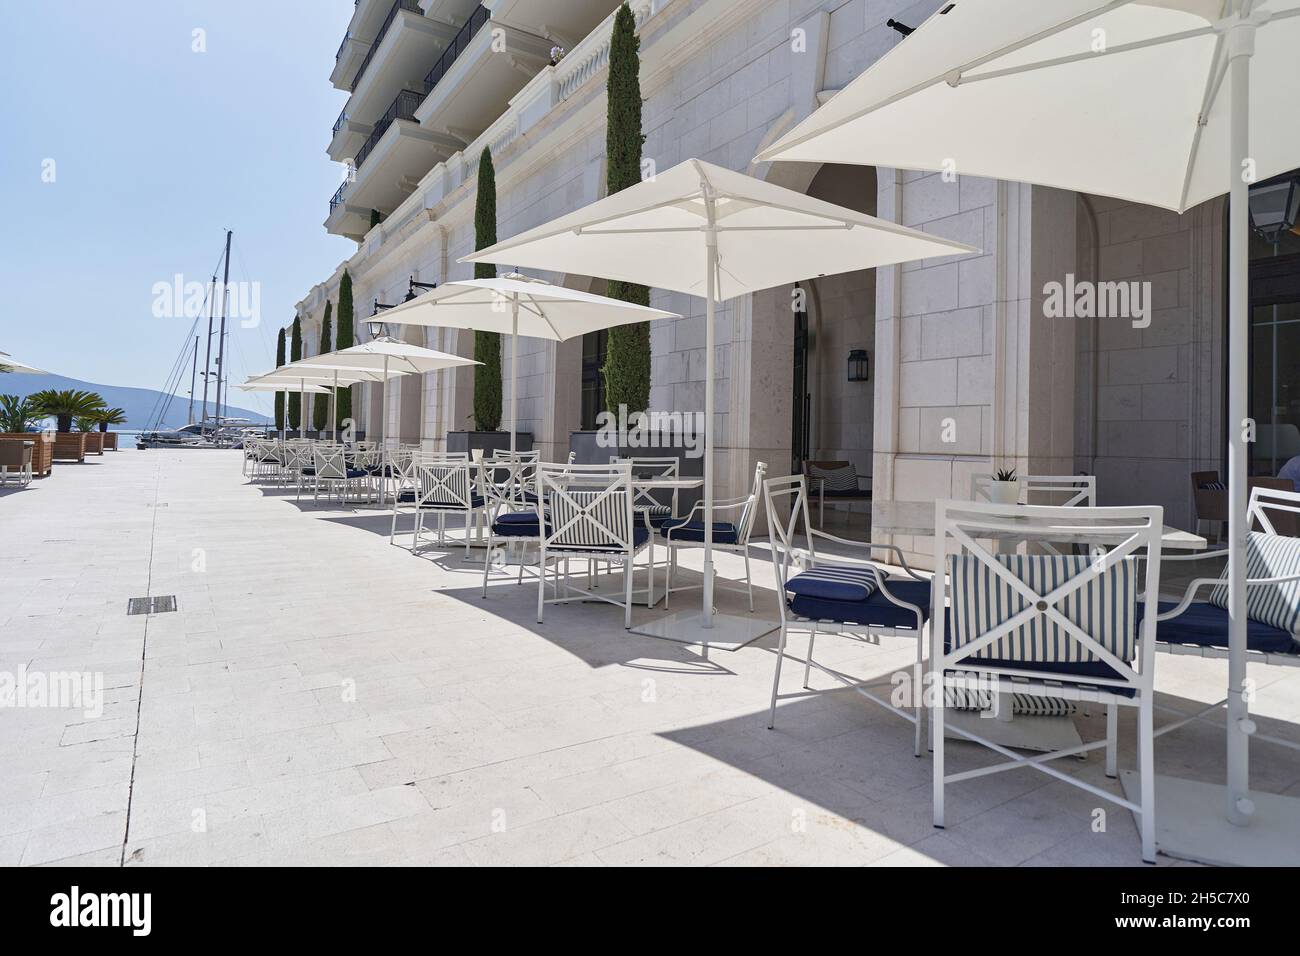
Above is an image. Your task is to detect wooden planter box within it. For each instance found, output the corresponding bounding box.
[83,432,105,455]
[0,435,52,476]
[52,432,87,462]
[102,432,119,451]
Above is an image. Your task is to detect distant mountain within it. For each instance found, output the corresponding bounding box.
[0,373,270,430]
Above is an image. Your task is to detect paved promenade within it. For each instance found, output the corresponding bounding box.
[2,450,1297,865]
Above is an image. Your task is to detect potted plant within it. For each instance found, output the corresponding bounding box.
[0,394,52,476]
[988,466,1020,504]
[29,389,105,462]
[94,407,127,450]
[74,416,105,454]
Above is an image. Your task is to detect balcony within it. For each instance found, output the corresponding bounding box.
[345,0,459,135]
[327,88,461,240]
[484,0,624,50]
[331,31,370,91]
[329,104,372,164]
[414,5,552,147]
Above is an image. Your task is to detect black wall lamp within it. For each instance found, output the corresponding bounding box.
[848,349,870,382]
[406,276,437,302]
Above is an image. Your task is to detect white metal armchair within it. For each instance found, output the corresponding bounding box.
[930,499,1163,863]
[1147,486,1300,754]
[536,462,648,629]
[764,473,932,754]
[660,462,766,612]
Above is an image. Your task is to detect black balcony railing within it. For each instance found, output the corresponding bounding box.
[423,5,489,94]
[336,31,354,62]
[352,88,425,171]
[351,0,422,92]
[333,106,348,137]
[330,181,349,214]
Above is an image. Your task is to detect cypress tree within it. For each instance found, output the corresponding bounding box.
[602,2,651,416]
[274,327,286,431]
[336,271,354,430]
[473,147,502,432]
[288,315,303,430]
[313,302,333,432]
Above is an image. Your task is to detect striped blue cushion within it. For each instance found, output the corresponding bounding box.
[548,488,633,549]
[947,554,1138,664]
[1208,532,1300,638]
[786,564,882,602]
[944,688,1075,717]
[810,464,858,492]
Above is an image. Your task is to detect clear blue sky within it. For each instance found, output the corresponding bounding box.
[0,1,357,415]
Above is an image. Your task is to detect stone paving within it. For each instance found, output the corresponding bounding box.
[2,449,1299,866]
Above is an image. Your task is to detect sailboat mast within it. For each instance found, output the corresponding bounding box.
[200,267,217,427]
[188,335,199,424]
[213,228,233,433]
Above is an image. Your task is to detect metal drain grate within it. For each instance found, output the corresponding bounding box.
[127,596,177,615]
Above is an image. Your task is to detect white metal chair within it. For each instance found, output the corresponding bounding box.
[764,473,932,754]
[404,457,485,557]
[661,462,766,612]
[536,462,648,629]
[311,445,369,504]
[1148,486,1300,754]
[930,499,1163,863]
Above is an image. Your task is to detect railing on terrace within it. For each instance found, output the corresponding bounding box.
[330,181,349,213]
[351,0,422,92]
[423,5,489,93]
[353,88,425,171]
[336,32,355,62]
[333,106,348,137]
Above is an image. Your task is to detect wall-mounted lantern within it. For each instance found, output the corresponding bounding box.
[847,349,870,382]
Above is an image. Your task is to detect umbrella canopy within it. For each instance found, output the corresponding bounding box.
[375,274,679,340]
[758,0,1300,863]
[757,0,1300,213]
[463,158,976,641]
[0,350,49,375]
[462,159,976,300]
[238,381,329,393]
[372,274,680,452]
[288,338,482,376]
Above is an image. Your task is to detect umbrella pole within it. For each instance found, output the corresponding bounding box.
[511,297,518,456]
[332,370,338,443]
[300,379,306,440]
[380,355,389,506]
[1224,23,1253,827]
[701,233,717,630]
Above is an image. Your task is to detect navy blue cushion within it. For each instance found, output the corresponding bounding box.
[660,519,739,544]
[493,510,547,538]
[1142,601,1297,656]
[551,526,650,552]
[300,466,316,475]
[416,494,485,510]
[940,620,1137,696]
[368,464,397,477]
[821,488,871,498]
[786,564,881,601]
[346,468,368,480]
[789,579,931,629]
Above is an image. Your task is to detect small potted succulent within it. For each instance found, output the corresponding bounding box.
[988,466,1020,504]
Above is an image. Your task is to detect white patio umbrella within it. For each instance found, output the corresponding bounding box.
[462,158,976,644]
[238,381,329,441]
[287,338,481,449]
[0,350,49,375]
[758,0,1300,864]
[246,367,391,441]
[374,274,680,454]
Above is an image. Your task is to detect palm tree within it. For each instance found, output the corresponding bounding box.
[73,416,100,433]
[92,407,127,433]
[29,389,106,433]
[0,394,41,433]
